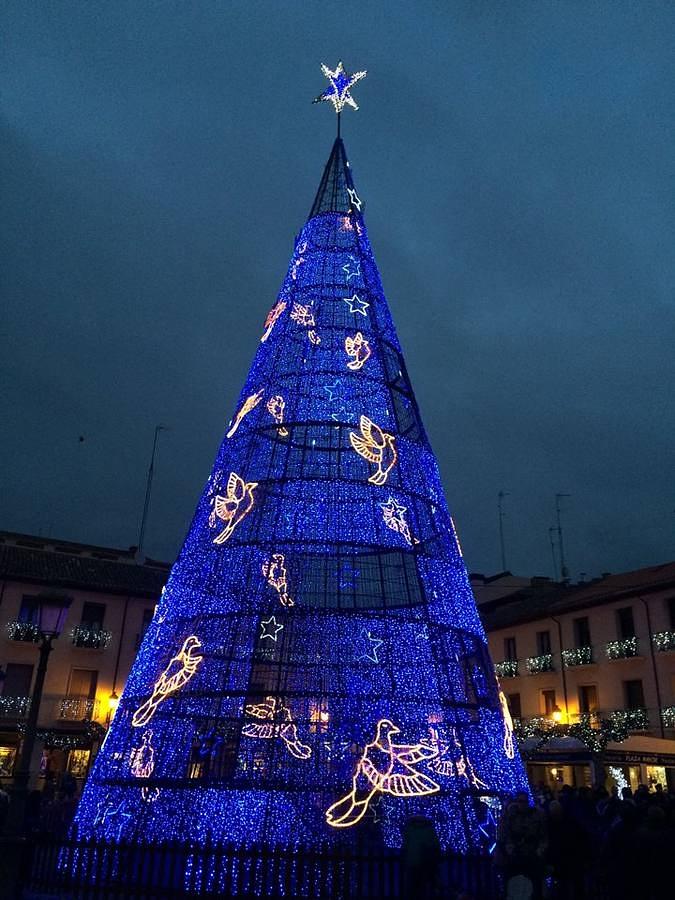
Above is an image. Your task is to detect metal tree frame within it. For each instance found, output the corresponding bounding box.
[71,135,529,861]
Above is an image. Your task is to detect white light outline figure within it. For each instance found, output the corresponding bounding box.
[132,636,203,728]
[226,389,264,438]
[424,726,488,789]
[323,380,344,403]
[308,330,321,345]
[450,515,464,556]
[130,729,155,778]
[95,800,132,841]
[477,796,503,854]
[262,553,295,607]
[242,696,312,760]
[343,293,369,317]
[357,629,384,664]
[325,719,440,829]
[345,332,371,371]
[260,615,284,643]
[498,690,515,759]
[342,255,361,282]
[349,415,398,485]
[290,244,307,280]
[290,302,316,328]
[266,395,289,437]
[313,61,367,114]
[261,301,287,342]
[209,472,258,544]
[380,496,415,546]
[347,188,362,211]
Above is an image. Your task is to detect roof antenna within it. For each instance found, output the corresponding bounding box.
[555,493,571,583]
[497,490,510,572]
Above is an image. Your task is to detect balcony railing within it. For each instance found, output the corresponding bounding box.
[0,695,31,718]
[6,620,40,642]
[610,707,649,731]
[525,653,554,674]
[606,637,639,660]
[59,696,99,721]
[69,625,112,650]
[653,631,675,652]
[661,706,675,728]
[562,646,593,667]
[494,660,519,678]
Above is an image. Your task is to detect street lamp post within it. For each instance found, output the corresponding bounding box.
[9,596,70,833]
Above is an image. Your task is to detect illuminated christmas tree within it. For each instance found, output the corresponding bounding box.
[73,63,529,855]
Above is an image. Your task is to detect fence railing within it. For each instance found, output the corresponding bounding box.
[20,835,500,899]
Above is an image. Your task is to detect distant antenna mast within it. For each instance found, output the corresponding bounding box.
[137,424,168,560]
[548,527,559,581]
[555,493,571,583]
[497,491,510,571]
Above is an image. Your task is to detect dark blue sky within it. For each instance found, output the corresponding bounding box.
[2,1,674,579]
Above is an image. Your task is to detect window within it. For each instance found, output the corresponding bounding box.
[574,617,591,648]
[506,693,521,719]
[578,684,598,714]
[17,597,40,625]
[67,749,91,778]
[504,637,517,661]
[624,679,645,710]
[542,689,557,716]
[80,602,106,631]
[68,669,98,700]
[616,607,635,639]
[536,630,552,655]
[2,663,34,697]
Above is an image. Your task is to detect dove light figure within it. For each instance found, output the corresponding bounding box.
[242,696,311,760]
[132,636,203,728]
[345,332,371,371]
[325,719,439,828]
[349,415,398,486]
[210,472,258,544]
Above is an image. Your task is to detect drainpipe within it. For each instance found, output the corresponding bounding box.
[111,595,131,696]
[551,616,569,722]
[639,595,665,739]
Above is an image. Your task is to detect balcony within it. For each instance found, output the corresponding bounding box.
[562,646,593,667]
[526,653,554,675]
[606,637,639,660]
[653,631,675,652]
[59,696,99,721]
[70,625,112,650]
[610,707,649,731]
[661,706,675,728]
[0,695,31,718]
[495,660,519,678]
[6,620,40,643]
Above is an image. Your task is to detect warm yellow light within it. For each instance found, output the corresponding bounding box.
[108,691,120,712]
[551,705,563,724]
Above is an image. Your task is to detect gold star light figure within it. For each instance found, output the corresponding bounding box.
[313,61,367,114]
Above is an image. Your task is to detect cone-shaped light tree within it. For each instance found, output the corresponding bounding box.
[73,63,529,854]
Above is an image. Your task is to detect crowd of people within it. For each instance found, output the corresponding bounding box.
[497,781,675,899]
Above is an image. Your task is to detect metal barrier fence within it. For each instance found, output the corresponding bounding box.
[16,836,501,899]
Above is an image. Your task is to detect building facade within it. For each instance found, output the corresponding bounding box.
[477,564,675,792]
[0,531,167,787]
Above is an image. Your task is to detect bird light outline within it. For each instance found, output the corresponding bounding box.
[132,636,203,728]
[226,389,264,438]
[345,332,371,371]
[498,690,515,759]
[262,553,295,607]
[209,472,258,544]
[242,696,311,760]
[325,718,440,829]
[261,301,286,342]
[349,415,398,486]
[266,395,289,437]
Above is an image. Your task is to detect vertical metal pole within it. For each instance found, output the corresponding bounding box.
[548,528,559,581]
[497,491,509,571]
[137,425,166,559]
[555,493,571,582]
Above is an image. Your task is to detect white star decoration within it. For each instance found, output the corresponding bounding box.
[323,380,343,403]
[342,255,361,281]
[313,61,367,115]
[347,188,362,211]
[357,629,384,664]
[343,294,369,316]
[260,616,284,642]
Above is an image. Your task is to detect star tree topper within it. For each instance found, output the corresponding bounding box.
[314,61,367,114]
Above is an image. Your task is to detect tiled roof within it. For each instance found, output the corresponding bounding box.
[0,544,168,598]
[480,561,675,631]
